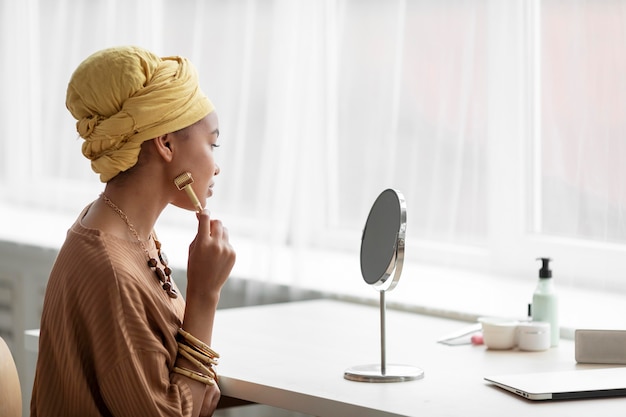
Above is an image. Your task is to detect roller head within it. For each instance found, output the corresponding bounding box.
[174,172,194,190]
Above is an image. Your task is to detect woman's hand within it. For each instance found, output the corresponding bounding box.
[180,209,234,417]
[186,209,236,304]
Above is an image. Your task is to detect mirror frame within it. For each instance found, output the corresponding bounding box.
[360,189,406,292]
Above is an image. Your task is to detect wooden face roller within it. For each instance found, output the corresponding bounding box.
[174,172,203,213]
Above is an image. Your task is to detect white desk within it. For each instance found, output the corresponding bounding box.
[211,299,626,416]
[26,299,626,416]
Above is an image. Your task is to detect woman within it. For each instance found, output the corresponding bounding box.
[31,46,236,417]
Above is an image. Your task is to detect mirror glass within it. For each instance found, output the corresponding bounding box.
[360,189,406,291]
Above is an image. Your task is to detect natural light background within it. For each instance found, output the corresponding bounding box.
[1,0,626,292]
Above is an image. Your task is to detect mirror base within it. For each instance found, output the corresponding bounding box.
[344,364,424,383]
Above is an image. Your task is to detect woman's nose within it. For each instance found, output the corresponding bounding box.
[214,164,221,176]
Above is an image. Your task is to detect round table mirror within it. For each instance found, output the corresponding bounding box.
[360,188,406,291]
[344,189,424,383]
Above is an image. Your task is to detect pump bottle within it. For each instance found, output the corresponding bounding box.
[531,257,559,347]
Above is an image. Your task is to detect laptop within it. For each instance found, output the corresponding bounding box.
[484,367,626,401]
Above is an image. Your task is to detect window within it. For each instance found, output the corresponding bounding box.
[537,0,626,244]
[1,0,625,293]
[528,0,626,289]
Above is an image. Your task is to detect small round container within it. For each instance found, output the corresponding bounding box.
[479,317,519,350]
[517,321,551,351]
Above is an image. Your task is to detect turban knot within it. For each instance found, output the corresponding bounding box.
[77,115,103,138]
[66,46,214,182]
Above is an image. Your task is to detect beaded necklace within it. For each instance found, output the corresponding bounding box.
[101,193,178,298]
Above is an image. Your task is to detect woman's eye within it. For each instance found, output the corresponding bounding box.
[211,143,221,149]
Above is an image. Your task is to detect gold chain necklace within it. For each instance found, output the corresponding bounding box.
[101,193,178,298]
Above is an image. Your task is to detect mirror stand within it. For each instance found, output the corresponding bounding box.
[344,189,423,383]
[344,290,424,383]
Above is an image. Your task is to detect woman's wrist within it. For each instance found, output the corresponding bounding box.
[185,287,220,309]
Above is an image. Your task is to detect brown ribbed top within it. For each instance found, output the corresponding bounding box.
[31,209,193,416]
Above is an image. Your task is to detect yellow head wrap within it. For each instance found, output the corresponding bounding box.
[66,46,214,182]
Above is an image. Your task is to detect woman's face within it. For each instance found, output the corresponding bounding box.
[170,112,221,211]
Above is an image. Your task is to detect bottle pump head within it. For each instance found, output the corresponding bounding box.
[537,257,552,278]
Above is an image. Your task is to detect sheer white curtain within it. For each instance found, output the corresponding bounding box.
[537,0,626,243]
[1,0,625,290]
[526,0,626,290]
[331,0,487,244]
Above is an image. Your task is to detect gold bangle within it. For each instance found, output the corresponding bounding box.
[178,328,220,359]
[177,343,213,374]
[178,341,219,366]
[173,366,215,386]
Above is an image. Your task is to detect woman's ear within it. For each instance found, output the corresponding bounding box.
[152,134,174,162]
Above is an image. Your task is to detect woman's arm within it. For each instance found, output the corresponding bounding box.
[179,209,236,416]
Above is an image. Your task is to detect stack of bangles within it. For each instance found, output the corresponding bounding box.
[173,328,220,386]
